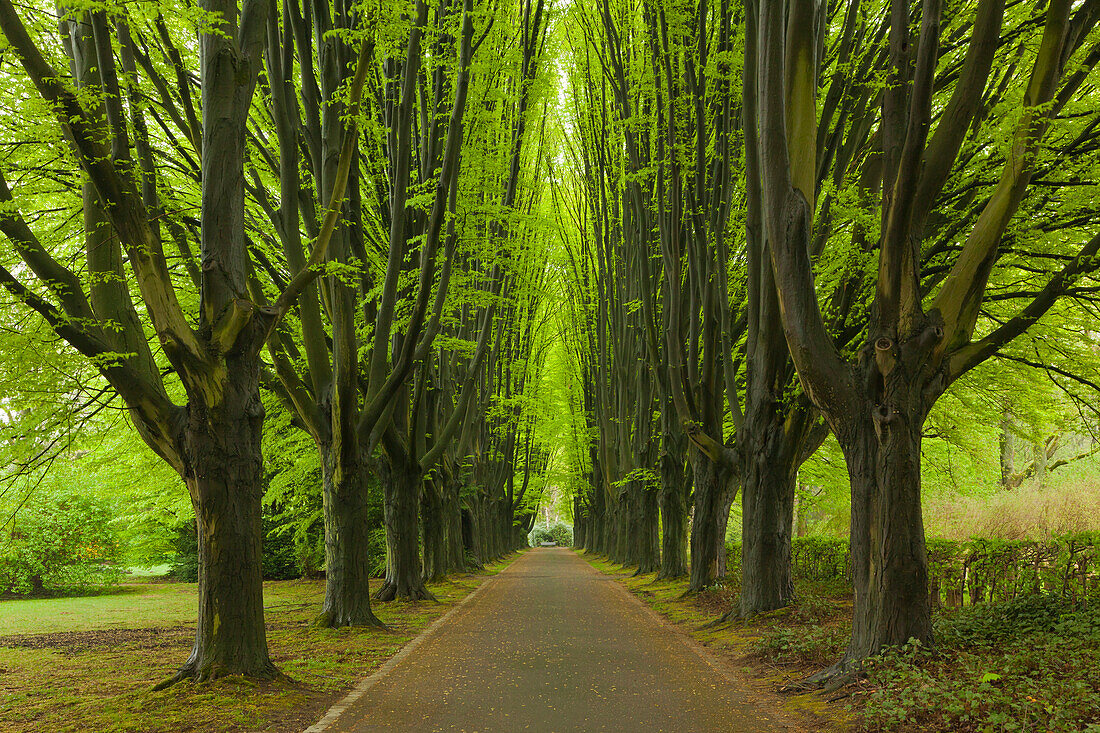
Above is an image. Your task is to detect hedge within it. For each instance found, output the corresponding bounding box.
[726,532,1100,607]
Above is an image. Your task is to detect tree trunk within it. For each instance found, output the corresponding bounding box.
[461,505,481,569]
[739,413,796,616]
[444,479,465,573]
[585,505,601,553]
[421,478,448,582]
[584,482,605,553]
[375,458,434,601]
[632,479,660,574]
[835,390,933,668]
[688,450,734,592]
[164,380,277,685]
[612,496,629,565]
[658,433,689,579]
[318,446,381,627]
[573,495,587,549]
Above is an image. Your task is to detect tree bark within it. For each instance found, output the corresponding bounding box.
[631,479,661,574]
[318,446,381,627]
[375,458,434,601]
[421,478,448,582]
[836,394,934,666]
[164,371,277,685]
[688,450,735,592]
[573,495,587,549]
[443,478,465,573]
[658,428,689,579]
[739,412,796,616]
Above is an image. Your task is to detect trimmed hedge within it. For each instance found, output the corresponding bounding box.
[726,533,1100,606]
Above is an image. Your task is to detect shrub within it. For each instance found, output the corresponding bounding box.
[0,493,123,596]
[531,521,572,547]
[167,519,199,582]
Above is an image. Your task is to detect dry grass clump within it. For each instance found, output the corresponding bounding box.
[926,480,1100,540]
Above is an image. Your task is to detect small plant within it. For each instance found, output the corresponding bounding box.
[856,601,1100,732]
[750,624,848,667]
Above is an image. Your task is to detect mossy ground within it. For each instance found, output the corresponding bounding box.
[0,553,520,732]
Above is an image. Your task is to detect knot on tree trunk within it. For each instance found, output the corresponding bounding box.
[872,403,895,441]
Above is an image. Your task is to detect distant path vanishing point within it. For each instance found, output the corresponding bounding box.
[312,547,786,733]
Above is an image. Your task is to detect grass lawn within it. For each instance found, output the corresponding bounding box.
[581,551,1100,733]
[0,554,520,732]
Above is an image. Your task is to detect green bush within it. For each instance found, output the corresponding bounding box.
[0,493,123,596]
[167,519,199,582]
[726,533,1100,606]
[531,521,572,547]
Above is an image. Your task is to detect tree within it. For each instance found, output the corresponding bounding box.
[0,0,365,682]
[755,0,1100,674]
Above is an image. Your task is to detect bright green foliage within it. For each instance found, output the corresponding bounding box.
[0,491,122,595]
[530,521,573,546]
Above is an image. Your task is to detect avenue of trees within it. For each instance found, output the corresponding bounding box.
[0,0,557,684]
[0,0,1098,694]
[559,0,1100,682]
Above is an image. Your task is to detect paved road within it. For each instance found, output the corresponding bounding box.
[319,548,782,732]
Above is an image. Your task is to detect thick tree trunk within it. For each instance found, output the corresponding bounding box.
[461,505,482,569]
[584,505,601,553]
[832,385,933,670]
[472,493,489,561]
[421,478,448,582]
[573,495,587,548]
[739,414,796,616]
[318,446,381,627]
[600,499,615,555]
[658,433,689,579]
[584,483,604,553]
[632,479,661,574]
[688,450,735,592]
[163,378,277,686]
[443,479,465,573]
[375,458,434,601]
[611,496,629,565]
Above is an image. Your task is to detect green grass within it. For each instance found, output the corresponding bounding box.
[0,584,198,635]
[0,552,523,733]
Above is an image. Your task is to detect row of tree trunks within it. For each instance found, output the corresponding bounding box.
[688,453,736,592]
[658,422,690,580]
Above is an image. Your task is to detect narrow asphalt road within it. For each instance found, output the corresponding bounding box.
[318,548,784,733]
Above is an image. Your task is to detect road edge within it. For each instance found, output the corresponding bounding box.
[302,553,523,733]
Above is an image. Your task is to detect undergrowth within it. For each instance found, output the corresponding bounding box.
[856,596,1100,732]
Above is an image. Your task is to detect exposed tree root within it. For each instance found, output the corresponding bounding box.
[313,607,387,630]
[780,661,864,694]
[373,579,438,602]
[655,569,688,582]
[700,603,740,630]
[152,657,280,691]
